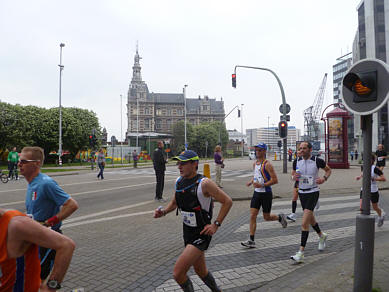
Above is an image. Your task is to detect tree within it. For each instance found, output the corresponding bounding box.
[171,120,194,155]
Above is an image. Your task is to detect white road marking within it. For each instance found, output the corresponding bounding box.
[206,225,389,258]
[153,253,333,292]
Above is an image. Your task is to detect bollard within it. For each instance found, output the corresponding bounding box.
[274,153,277,161]
[203,163,211,178]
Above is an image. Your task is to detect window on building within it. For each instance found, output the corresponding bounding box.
[177,109,183,115]
[167,119,172,129]
[156,119,161,129]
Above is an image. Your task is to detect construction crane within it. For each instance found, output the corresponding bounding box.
[303,73,327,142]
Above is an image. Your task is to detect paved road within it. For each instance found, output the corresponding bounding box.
[0,158,388,291]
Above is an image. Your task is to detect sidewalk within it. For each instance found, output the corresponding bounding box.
[256,190,389,292]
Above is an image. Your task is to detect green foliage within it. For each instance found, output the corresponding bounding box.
[0,101,100,160]
[171,120,228,157]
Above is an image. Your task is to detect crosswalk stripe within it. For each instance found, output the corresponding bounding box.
[206,225,389,258]
[271,201,360,214]
[153,253,334,292]
[271,194,359,207]
[234,210,378,233]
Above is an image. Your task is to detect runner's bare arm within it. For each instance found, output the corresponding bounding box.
[264,162,278,186]
[200,179,232,235]
[8,216,75,284]
[154,195,177,218]
[45,198,79,226]
[317,165,332,184]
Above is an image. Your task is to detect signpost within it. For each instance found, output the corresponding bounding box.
[342,58,389,292]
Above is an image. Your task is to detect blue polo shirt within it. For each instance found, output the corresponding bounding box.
[25,173,70,230]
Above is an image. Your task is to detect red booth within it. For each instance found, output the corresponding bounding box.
[324,107,351,169]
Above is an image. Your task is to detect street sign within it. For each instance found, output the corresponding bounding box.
[342,58,389,115]
[279,103,291,114]
[280,115,290,121]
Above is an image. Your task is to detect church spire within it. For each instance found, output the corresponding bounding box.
[132,43,142,83]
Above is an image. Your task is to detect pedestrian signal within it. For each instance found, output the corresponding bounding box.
[277,140,282,148]
[343,71,377,103]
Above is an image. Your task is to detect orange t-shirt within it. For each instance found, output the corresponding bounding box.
[0,210,41,292]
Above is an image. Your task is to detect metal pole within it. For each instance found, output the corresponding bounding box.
[267,116,270,148]
[184,85,188,150]
[234,65,288,173]
[241,104,244,157]
[120,94,123,165]
[136,97,139,149]
[58,43,65,166]
[353,114,375,292]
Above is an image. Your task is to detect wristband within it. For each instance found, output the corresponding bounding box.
[47,215,60,226]
[323,176,328,181]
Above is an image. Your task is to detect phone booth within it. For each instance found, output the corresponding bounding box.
[324,107,351,169]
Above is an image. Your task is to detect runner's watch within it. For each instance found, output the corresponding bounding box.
[214,220,221,227]
[47,279,61,289]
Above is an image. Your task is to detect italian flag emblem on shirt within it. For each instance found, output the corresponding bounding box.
[32,191,37,200]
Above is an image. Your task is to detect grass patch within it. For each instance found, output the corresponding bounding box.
[40,168,79,173]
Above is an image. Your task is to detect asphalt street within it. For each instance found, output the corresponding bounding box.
[0,158,388,291]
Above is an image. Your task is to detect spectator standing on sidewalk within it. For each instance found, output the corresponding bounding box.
[350,150,354,161]
[132,149,138,168]
[356,153,386,227]
[291,141,331,263]
[214,145,224,188]
[241,142,287,248]
[97,148,105,179]
[0,208,75,291]
[7,146,20,180]
[375,144,387,171]
[153,141,167,202]
[355,149,359,160]
[19,146,79,281]
[154,150,232,292]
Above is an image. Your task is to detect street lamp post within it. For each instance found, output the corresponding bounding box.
[241,104,244,157]
[120,94,123,164]
[58,43,65,166]
[183,85,188,150]
[136,96,139,149]
[267,116,270,148]
[233,65,288,173]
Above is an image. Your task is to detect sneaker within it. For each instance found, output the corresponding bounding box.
[315,199,320,210]
[241,240,256,248]
[286,213,296,222]
[279,213,287,228]
[377,210,385,227]
[158,198,167,203]
[318,232,328,251]
[291,250,304,263]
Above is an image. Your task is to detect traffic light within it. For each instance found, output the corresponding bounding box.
[232,74,236,88]
[343,71,377,103]
[278,121,288,138]
[89,135,93,147]
[277,140,282,148]
[238,109,240,117]
[92,135,97,147]
[342,59,389,116]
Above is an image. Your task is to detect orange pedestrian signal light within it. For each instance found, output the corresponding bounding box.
[343,71,377,103]
[232,74,236,88]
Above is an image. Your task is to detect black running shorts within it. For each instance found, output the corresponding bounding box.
[298,191,319,211]
[183,232,211,251]
[360,190,379,203]
[250,191,273,213]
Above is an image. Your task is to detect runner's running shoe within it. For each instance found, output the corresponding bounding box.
[377,210,385,227]
[241,240,256,248]
[318,232,328,251]
[286,213,296,222]
[279,213,288,228]
[291,250,304,263]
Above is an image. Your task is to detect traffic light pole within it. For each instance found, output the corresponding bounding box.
[353,114,375,292]
[233,65,288,173]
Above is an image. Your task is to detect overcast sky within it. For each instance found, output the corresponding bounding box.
[0,0,359,141]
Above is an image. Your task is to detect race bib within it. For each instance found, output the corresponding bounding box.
[378,157,383,161]
[300,175,314,188]
[181,211,197,227]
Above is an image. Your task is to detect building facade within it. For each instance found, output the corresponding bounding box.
[126,49,225,144]
[333,54,355,149]
[246,126,301,152]
[351,0,389,150]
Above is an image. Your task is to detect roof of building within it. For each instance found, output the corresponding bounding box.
[150,93,184,104]
[186,98,224,113]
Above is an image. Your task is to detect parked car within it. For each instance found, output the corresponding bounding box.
[249,151,256,160]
